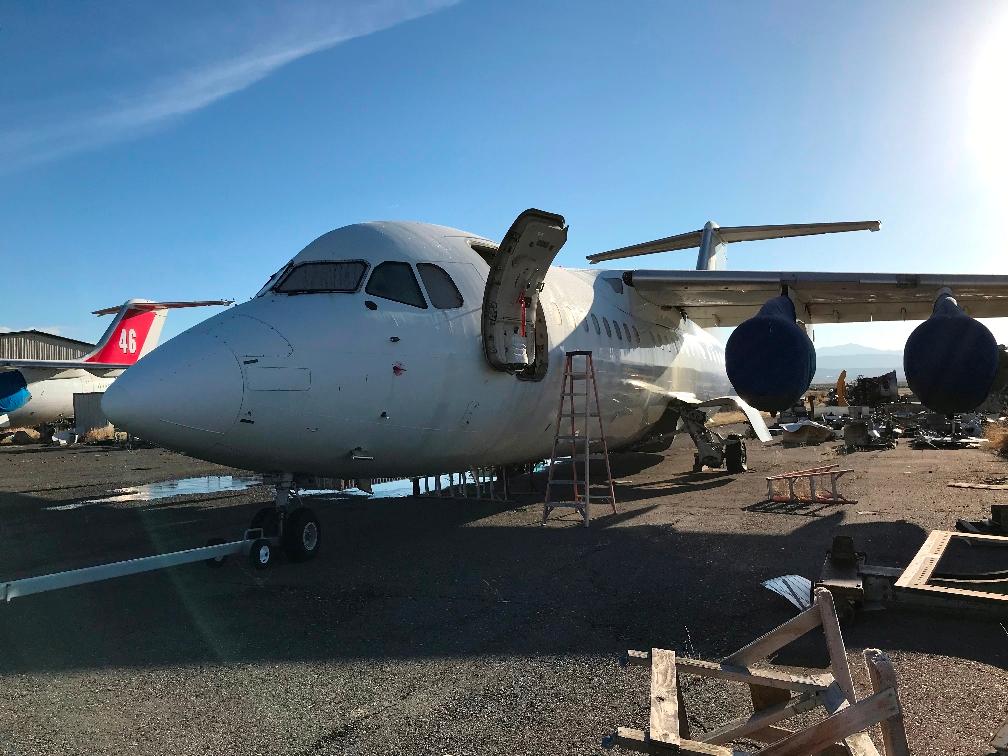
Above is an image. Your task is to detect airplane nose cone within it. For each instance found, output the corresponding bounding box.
[102,331,243,445]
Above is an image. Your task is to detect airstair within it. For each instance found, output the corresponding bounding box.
[481,208,567,378]
[543,351,616,526]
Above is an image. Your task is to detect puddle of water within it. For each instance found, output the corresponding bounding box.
[46,502,98,512]
[301,472,497,500]
[301,477,426,499]
[46,470,502,511]
[97,475,264,503]
[46,475,264,510]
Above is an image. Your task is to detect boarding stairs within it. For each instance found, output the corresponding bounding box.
[543,351,616,526]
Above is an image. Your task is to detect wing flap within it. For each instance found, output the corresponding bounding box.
[692,396,772,442]
[625,270,1008,327]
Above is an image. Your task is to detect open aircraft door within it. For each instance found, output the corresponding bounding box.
[481,209,567,378]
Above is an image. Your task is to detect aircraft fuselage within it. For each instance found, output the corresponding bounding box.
[0,369,116,429]
[103,222,733,478]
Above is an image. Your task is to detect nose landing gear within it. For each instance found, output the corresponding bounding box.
[284,507,321,562]
[238,478,322,569]
[249,538,273,569]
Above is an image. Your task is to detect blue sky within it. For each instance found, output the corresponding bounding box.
[2,0,1007,349]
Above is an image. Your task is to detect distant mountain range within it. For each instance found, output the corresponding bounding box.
[812,343,904,383]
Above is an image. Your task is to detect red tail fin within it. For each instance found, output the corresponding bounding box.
[84,299,233,365]
[85,306,160,365]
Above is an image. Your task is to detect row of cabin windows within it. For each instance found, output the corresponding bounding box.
[273,260,463,310]
[581,311,677,351]
[273,261,679,351]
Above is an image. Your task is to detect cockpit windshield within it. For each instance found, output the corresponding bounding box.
[365,261,428,308]
[272,261,368,294]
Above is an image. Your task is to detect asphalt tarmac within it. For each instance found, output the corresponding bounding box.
[0,433,1005,755]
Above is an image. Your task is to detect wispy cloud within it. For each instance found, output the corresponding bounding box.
[0,1,456,172]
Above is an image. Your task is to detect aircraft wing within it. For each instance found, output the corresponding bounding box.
[0,359,130,372]
[622,270,1008,327]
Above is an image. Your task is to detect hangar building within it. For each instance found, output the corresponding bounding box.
[0,330,94,361]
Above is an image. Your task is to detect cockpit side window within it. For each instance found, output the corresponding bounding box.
[365,262,428,308]
[417,263,464,309]
[274,261,368,294]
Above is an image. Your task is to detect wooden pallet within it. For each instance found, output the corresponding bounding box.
[606,588,909,756]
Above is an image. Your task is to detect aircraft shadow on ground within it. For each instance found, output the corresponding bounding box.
[0,484,1004,676]
[543,451,738,504]
[542,476,736,507]
[606,451,666,477]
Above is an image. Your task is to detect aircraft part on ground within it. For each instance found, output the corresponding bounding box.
[904,293,998,414]
[724,295,815,412]
[0,370,30,413]
[762,574,813,610]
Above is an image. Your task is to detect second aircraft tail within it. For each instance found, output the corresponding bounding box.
[84,299,232,365]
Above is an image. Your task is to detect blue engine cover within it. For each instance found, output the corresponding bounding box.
[0,370,31,414]
[904,296,997,414]
[726,296,816,412]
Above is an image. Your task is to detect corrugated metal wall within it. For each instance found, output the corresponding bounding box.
[0,332,93,361]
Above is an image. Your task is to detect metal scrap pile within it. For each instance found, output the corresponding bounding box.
[842,418,898,452]
[778,419,836,446]
[908,412,987,449]
[845,370,900,407]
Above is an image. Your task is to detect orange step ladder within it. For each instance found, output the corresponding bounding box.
[543,351,617,526]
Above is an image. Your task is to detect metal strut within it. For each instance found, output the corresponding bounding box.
[675,404,747,474]
[0,476,317,602]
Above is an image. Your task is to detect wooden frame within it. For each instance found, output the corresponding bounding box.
[818,530,1008,619]
[605,589,909,756]
[894,530,1008,604]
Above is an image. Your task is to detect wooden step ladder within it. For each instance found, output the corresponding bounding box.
[543,351,617,526]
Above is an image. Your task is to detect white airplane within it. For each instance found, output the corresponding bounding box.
[0,299,231,429]
[101,210,1008,563]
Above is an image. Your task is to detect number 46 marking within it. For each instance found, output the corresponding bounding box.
[118,328,137,354]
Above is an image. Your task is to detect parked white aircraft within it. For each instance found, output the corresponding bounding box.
[0,299,231,429]
[102,210,1008,562]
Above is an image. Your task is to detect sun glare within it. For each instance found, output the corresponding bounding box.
[968,10,1008,209]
